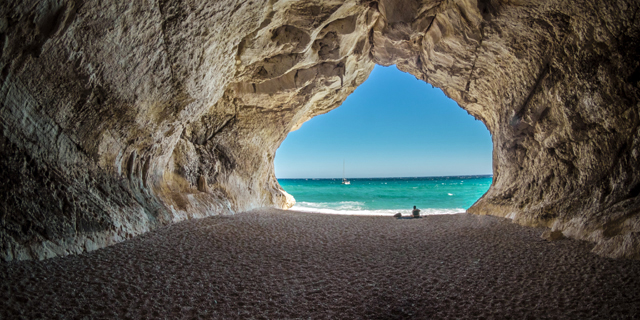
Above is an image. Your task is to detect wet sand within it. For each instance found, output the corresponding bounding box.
[2,208,640,319]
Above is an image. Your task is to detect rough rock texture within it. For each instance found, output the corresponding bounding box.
[1,0,639,260]
[541,230,565,241]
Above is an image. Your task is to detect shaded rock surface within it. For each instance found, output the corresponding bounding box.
[1,0,639,260]
[542,230,565,241]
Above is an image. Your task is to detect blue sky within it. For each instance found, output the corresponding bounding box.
[274,65,493,179]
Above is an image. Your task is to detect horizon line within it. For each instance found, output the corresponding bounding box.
[277,173,493,180]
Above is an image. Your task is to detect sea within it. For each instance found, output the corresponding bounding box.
[278,175,493,216]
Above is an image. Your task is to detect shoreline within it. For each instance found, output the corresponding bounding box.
[2,208,639,319]
[288,205,467,216]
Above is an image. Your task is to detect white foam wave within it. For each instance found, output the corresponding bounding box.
[296,201,365,211]
[291,203,464,216]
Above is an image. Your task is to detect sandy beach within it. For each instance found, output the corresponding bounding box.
[2,209,639,319]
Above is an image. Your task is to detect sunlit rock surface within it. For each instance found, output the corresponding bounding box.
[1,0,639,260]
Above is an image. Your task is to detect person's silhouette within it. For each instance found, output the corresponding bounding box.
[412,206,421,218]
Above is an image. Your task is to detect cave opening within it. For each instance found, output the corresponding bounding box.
[274,65,493,215]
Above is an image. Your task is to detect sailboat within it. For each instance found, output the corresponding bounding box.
[342,160,351,185]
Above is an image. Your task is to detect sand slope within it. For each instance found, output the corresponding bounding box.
[2,209,640,319]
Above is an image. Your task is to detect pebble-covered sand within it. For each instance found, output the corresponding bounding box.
[2,209,640,319]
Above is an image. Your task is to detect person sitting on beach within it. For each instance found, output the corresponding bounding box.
[412,206,421,218]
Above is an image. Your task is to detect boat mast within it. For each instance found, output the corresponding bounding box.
[342,160,350,184]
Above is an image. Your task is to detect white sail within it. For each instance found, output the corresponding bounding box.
[342,160,350,185]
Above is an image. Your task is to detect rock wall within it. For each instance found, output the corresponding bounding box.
[1,0,639,260]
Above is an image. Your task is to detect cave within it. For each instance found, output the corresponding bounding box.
[1,0,640,263]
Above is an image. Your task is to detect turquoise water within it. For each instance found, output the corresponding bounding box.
[278,175,493,216]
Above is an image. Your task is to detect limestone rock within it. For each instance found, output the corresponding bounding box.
[541,230,565,241]
[276,190,297,210]
[1,0,639,260]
